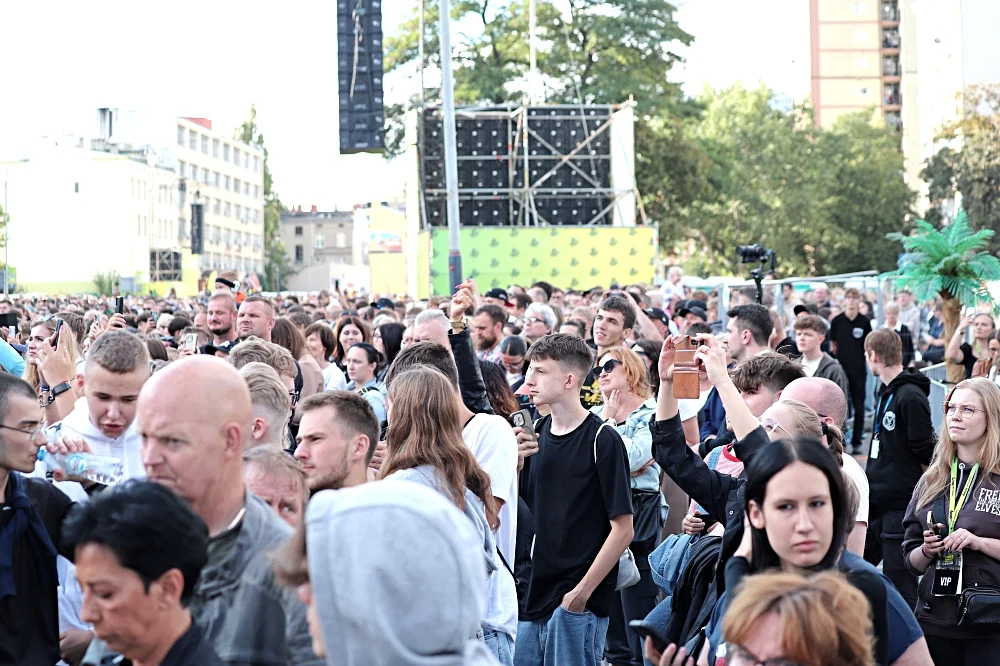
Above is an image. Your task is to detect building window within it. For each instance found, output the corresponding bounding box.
[189,130,198,150]
[294,226,303,236]
[234,178,241,195]
[254,156,261,172]
[212,139,220,158]
[852,2,868,13]
[213,199,221,215]
[253,185,260,200]
[201,135,209,154]
[336,233,347,248]
[200,167,209,183]
[295,245,304,263]
[315,233,325,249]
[224,202,232,217]
[223,144,230,162]
[177,125,185,145]
[243,182,249,196]
[234,148,241,166]
[224,175,231,191]
[178,160,186,178]
[235,205,242,221]
[243,152,249,169]
[213,171,220,187]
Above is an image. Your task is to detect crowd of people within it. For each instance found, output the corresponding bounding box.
[0,266,999,666]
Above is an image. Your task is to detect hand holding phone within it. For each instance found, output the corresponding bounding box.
[628,620,669,654]
[115,296,125,315]
[48,319,64,350]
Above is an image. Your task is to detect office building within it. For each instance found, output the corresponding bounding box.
[280,206,369,292]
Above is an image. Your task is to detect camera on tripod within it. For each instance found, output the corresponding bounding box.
[735,244,777,305]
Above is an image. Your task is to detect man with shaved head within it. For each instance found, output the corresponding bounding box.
[131,356,320,666]
[780,376,868,554]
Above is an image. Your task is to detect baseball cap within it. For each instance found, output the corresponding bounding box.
[678,302,707,321]
[645,308,670,326]
[793,304,810,316]
[484,288,513,306]
[370,297,395,310]
[203,340,238,356]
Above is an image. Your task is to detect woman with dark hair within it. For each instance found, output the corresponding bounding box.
[144,335,169,362]
[304,322,346,391]
[272,317,323,403]
[346,342,386,423]
[332,315,370,373]
[478,359,518,421]
[631,339,661,396]
[499,335,528,387]
[373,323,405,382]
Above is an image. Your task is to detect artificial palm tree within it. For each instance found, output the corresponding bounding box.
[885,210,1000,383]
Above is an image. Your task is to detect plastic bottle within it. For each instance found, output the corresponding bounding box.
[38,448,124,485]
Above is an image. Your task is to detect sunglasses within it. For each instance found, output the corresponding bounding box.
[597,359,622,376]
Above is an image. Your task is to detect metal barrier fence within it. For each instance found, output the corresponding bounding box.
[919,363,949,433]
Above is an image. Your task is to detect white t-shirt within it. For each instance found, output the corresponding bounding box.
[677,388,712,422]
[842,453,870,524]
[463,413,519,639]
[801,355,822,378]
[322,363,347,391]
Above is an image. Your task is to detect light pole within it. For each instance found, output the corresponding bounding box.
[439,0,463,291]
[2,159,29,297]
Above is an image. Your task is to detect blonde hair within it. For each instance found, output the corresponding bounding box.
[723,571,874,666]
[602,347,651,399]
[230,337,297,381]
[239,362,292,431]
[916,377,1000,508]
[381,367,498,530]
[23,319,81,395]
[778,399,846,466]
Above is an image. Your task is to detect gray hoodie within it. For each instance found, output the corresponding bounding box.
[306,482,501,666]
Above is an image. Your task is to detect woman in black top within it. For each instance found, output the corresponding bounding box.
[947,313,996,379]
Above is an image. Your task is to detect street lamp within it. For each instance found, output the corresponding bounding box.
[2,158,30,297]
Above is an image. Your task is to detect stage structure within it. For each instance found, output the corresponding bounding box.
[419,102,637,228]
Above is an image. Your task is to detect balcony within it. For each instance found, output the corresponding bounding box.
[883,55,900,78]
[882,28,900,50]
[881,0,899,23]
[883,83,901,108]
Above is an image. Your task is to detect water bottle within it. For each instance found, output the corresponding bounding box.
[38,424,124,485]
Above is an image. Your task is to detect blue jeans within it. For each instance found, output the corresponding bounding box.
[484,627,515,666]
[514,606,610,666]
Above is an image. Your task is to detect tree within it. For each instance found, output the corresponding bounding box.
[234,105,294,291]
[93,271,120,297]
[884,211,1000,383]
[921,83,1000,253]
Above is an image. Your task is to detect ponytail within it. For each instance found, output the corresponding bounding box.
[823,422,846,467]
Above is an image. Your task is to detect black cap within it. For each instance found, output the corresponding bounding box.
[793,304,810,316]
[678,303,707,321]
[203,340,238,355]
[645,308,670,326]
[484,288,512,305]
[370,297,395,310]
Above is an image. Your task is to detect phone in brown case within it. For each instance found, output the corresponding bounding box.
[673,335,702,399]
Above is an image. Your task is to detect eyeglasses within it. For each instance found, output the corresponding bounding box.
[726,645,805,666]
[945,402,984,418]
[597,358,622,376]
[760,418,791,437]
[0,422,46,439]
[524,317,543,325]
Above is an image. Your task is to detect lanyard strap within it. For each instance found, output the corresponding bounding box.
[949,458,979,533]
[872,394,894,437]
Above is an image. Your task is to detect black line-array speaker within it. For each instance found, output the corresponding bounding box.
[190,203,204,255]
[421,105,615,226]
[338,0,385,153]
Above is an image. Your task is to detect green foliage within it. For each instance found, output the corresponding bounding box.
[93,271,120,297]
[884,210,1000,307]
[921,84,1000,249]
[652,86,914,277]
[234,106,295,291]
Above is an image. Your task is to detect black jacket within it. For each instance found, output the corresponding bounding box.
[865,368,937,513]
[814,353,850,398]
[449,328,494,415]
[650,414,769,592]
[87,622,224,666]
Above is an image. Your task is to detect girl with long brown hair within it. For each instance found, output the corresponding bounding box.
[381,366,518,664]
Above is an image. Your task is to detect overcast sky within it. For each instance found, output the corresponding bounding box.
[0,1,814,209]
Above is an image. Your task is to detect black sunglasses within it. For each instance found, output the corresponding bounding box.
[597,359,622,375]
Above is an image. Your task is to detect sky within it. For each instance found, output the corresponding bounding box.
[0,0,807,210]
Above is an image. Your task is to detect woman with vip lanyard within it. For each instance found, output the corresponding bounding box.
[902,378,1000,665]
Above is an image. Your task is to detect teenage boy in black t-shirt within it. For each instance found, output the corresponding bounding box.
[829,288,872,454]
[515,334,634,666]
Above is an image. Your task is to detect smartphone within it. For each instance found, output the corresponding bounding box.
[115,296,125,315]
[927,510,943,538]
[509,409,536,440]
[185,333,199,351]
[0,313,17,335]
[628,620,669,653]
[693,512,710,521]
[49,318,64,350]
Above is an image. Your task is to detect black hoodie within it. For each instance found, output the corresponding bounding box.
[865,368,937,512]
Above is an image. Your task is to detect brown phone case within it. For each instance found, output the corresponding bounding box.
[673,336,701,399]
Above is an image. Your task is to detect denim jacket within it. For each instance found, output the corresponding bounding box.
[84,494,320,666]
[590,398,660,491]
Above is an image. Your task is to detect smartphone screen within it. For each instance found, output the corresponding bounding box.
[115,296,125,315]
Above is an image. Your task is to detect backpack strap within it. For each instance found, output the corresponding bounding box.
[594,420,612,464]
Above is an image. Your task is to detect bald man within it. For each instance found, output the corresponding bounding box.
[780,376,868,555]
[135,356,320,666]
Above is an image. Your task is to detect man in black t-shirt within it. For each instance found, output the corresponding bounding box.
[829,288,872,454]
[515,334,633,666]
[0,374,75,666]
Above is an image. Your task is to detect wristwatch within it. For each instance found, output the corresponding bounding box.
[50,381,73,398]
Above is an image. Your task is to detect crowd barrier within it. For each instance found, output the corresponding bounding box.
[919,363,949,433]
